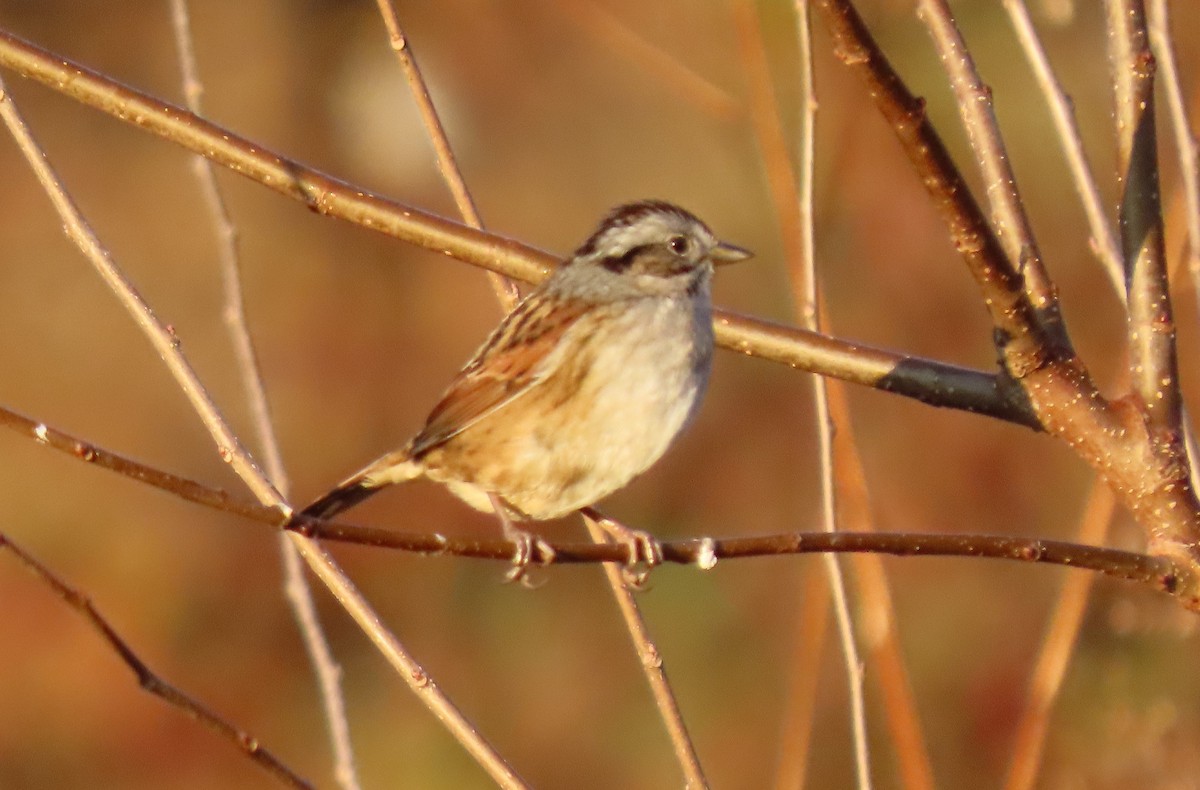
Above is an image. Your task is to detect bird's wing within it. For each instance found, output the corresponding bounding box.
[408,293,590,458]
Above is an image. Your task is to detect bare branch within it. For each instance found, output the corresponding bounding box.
[1148,0,1200,292]
[221,520,1200,598]
[814,0,1200,604]
[811,0,1055,374]
[1105,0,1180,430]
[0,530,312,789]
[738,0,873,784]
[166,3,359,787]
[582,512,708,788]
[729,311,1041,425]
[1002,0,1126,300]
[0,405,275,522]
[917,0,1065,338]
[2,403,1190,603]
[372,0,518,310]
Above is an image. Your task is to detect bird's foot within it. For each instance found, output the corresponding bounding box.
[585,509,663,589]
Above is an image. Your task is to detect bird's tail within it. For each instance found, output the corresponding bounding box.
[299,450,420,521]
[300,477,381,520]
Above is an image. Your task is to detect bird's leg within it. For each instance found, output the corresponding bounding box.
[489,494,555,585]
[581,508,663,588]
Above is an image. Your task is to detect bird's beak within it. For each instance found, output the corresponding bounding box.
[711,241,753,266]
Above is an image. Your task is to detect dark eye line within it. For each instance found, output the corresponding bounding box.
[598,243,651,273]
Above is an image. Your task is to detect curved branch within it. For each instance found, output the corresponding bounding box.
[2,403,1191,606]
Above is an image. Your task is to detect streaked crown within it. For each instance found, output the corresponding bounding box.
[570,200,751,279]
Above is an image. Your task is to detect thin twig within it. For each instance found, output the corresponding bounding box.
[1104,0,1180,431]
[1148,0,1200,297]
[582,513,708,789]
[285,534,529,790]
[0,74,526,788]
[826,362,937,789]
[0,530,312,789]
[0,403,1185,597]
[811,0,1052,373]
[916,0,1063,337]
[167,1,288,509]
[784,2,872,786]
[1003,485,1116,790]
[1002,0,1126,300]
[372,0,518,310]
[166,4,359,788]
[0,27,1039,429]
[1148,0,1200,503]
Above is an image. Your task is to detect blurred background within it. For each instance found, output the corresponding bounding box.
[0,0,1198,787]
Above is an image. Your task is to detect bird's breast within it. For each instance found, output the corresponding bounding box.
[543,295,713,483]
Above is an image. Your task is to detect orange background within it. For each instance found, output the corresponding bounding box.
[0,1,1198,787]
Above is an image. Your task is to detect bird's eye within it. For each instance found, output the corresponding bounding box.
[667,235,691,255]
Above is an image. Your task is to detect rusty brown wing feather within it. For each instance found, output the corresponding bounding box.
[408,294,592,459]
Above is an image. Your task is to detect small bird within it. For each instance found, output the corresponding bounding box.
[301,200,750,572]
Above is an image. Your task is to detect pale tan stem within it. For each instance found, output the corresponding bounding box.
[1002,0,1126,300]
[372,0,518,310]
[166,3,360,788]
[737,2,873,785]
[288,534,529,789]
[917,0,1062,330]
[1105,0,1180,431]
[1148,0,1200,300]
[793,4,872,787]
[583,512,709,789]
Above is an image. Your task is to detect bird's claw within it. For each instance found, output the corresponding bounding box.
[595,519,662,589]
[503,532,556,587]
